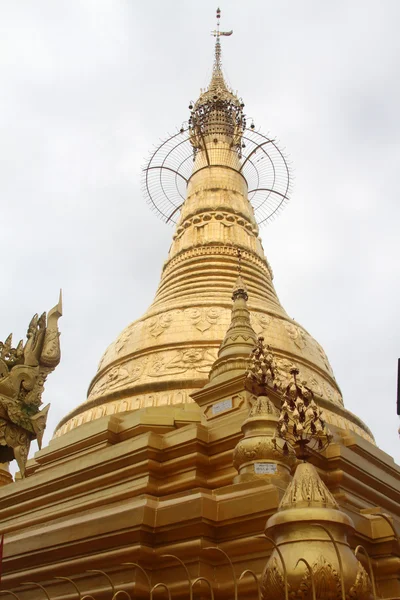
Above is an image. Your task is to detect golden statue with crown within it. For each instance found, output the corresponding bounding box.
[0,293,62,477]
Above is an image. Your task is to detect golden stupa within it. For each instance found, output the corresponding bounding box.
[0,10,399,600]
[54,17,371,445]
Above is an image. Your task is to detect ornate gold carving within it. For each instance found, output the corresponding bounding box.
[249,395,278,417]
[246,337,277,392]
[90,360,146,398]
[0,294,62,476]
[267,554,342,600]
[90,366,129,396]
[184,307,222,332]
[279,462,338,510]
[323,408,373,443]
[284,322,307,349]
[233,437,279,466]
[148,312,178,338]
[251,312,272,336]
[189,39,245,155]
[148,349,217,377]
[323,382,334,402]
[115,324,136,354]
[55,389,196,437]
[261,556,291,600]
[348,561,373,600]
[97,323,140,370]
[174,211,258,242]
[307,375,324,397]
[276,367,333,457]
[274,359,341,408]
[311,555,341,600]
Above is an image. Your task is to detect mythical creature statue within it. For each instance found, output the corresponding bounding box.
[0,293,62,477]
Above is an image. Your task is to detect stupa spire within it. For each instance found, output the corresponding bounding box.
[209,7,232,92]
[188,9,245,162]
[207,249,257,385]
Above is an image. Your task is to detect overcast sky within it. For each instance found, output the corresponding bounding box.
[1,0,399,468]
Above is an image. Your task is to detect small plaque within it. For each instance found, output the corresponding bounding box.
[254,462,277,475]
[211,398,233,415]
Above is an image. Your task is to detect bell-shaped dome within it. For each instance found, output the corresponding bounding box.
[54,37,374,444]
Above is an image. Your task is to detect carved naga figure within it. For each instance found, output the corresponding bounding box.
[0,293,62,477]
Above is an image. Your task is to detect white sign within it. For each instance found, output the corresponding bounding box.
[211,398,233,415]
[254,462,277,474]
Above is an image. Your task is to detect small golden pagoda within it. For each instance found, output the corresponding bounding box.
[0,9,399,600]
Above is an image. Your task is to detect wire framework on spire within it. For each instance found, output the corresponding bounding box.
[142,127,291,226]
[142,9,291,226]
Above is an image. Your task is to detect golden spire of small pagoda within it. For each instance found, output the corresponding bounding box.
[207,249,257,384]
[189,8,245,159]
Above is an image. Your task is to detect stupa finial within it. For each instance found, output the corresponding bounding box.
[210,8,232,88]
[188,9,244,157]
[207,249,257,384]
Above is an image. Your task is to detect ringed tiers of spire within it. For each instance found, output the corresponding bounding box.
[54,17,373,444]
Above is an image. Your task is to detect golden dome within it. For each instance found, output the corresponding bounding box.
[54,42,374,444]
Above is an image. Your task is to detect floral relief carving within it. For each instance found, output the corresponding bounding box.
[323,381,335,402]
[148,348,217,377]
[280,463,338,509]
[294,555,342,600]
[307,375,324,397]
[348,561,373,600]
[312,556,342,600]
[148,311,180,338]
[261,556,291,600]
[185,307,222,332]
[251,312,272,336]
[90,359,146,398]
[284,322,307,350]
[233,438,279,467]
[114,323,137,354]
[90,366,129,397]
